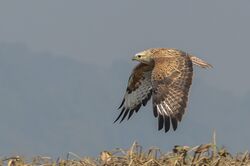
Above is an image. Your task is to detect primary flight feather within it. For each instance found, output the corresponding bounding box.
[115,48,212,132]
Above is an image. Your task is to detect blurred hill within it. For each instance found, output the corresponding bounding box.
[0,43,249,157]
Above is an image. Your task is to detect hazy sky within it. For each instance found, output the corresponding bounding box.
[0,1,250,157]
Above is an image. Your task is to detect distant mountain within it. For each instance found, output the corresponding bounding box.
[0,43,249,157]
[0,43,114,156]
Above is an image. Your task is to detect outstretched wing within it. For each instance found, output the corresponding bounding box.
[151,55,193,132]
[115,63,153,123]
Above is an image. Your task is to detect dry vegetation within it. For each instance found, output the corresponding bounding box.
[1,133,250,166]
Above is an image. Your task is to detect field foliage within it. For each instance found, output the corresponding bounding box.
[1,133,249,166]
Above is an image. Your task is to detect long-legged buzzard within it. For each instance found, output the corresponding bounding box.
[115,48,212,132]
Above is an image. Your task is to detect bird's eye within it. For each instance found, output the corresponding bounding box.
[137,55,141,58]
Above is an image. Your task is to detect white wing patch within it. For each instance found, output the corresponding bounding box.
[154,100,174,117]
[154,101,178,132]
[115,71,152,123]
[124,73,152,108]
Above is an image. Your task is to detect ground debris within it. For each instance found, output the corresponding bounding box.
[1,141,250,166]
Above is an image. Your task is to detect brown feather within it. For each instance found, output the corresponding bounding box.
[151,53,193,132]
[116,48,212,133]
[127,63,153,93]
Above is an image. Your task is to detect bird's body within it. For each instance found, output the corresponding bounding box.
[115,48,212,132]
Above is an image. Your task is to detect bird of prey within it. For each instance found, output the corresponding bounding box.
[115,48,212,132]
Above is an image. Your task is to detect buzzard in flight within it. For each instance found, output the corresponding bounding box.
[115,48,212,132]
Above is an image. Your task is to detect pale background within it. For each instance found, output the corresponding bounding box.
[0,1,249,157]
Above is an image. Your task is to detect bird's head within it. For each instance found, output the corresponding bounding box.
[132,49,154,64]
[133,48,182,64]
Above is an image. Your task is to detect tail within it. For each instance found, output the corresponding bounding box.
[189,55,213,69]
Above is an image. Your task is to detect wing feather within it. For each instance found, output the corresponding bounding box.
[114,107,125,123]
[164,116,170,132]
[115,63,153,123]
[151,55,193,132]
[158,115,164,130]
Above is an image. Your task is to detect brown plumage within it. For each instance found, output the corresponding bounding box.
[115,48,212,132]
